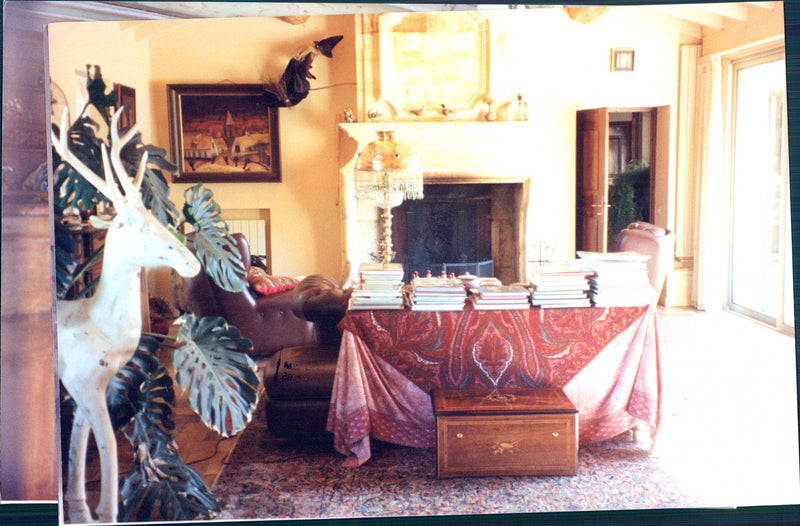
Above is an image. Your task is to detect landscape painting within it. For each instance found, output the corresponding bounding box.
[167,84,281,182]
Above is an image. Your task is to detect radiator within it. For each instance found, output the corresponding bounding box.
[226,219,267,257]
[184,218,267,257]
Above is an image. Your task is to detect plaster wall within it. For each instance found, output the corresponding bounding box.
[46,5,785,304]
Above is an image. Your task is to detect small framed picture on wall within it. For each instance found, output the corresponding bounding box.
[113,83,136,130]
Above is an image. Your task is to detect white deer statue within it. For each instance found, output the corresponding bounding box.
[52,108,201,523]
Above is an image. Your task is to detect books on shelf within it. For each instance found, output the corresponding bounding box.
[350,263,406,310]
[576,251,654,307]
[529,261,593,308]
[410,277,466,311]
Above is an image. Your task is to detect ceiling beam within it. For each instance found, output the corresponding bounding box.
[747,2,779,10]
[649,4,725,30]
[697,3,749,22]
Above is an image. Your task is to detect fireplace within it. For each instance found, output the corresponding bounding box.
[393,183,523,284]
[339,122,536,285]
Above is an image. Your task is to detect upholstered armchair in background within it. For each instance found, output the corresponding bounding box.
[264,274,351,437]
[616,221,675,302]
[176,233,317,356]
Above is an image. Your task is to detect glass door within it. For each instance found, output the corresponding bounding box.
[729,53,793,333]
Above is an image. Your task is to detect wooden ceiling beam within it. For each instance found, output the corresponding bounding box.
[649,5,725,30]
[698,3,749,22]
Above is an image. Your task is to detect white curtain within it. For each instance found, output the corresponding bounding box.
[692,54,725,311]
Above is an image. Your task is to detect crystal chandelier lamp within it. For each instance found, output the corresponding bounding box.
[354,130,423,266]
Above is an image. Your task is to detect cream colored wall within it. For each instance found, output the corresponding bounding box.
[147,16,357,280]
[478,8,685,264]
[49,16,357,300]
[48,20,152,137]
[47,6,785,305]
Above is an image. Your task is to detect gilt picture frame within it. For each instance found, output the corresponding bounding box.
[167,84,281,183]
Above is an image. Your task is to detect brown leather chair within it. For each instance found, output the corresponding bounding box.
[176,233,317,357]
[616,221,675,302]
[264,274,351,437]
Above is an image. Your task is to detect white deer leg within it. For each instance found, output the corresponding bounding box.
[65,407,95,523]
[81,392,120,524]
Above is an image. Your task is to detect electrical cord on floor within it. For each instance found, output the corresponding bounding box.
[186,436,230,467]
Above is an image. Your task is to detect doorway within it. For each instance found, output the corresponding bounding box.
[576,107,661,253]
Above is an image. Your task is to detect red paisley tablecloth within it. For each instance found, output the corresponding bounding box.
[327,304,661,466]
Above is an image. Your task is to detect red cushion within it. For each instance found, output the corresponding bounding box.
[247,267,299,296]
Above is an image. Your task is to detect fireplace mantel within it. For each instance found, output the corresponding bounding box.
[338,122,537,283]
[339,121,537,183]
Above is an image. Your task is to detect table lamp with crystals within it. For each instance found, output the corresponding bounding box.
[354,130,423,266]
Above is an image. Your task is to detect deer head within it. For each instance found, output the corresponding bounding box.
[53,107,201,278]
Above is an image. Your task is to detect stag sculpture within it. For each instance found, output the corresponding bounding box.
[53,108,201,523]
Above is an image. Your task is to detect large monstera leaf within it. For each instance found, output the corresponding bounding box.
[112,336,218,522]
[119,450,219,522]
[173,314,258,437]
[182,184,247,292]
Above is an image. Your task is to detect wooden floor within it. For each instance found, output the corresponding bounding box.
[75,305,797,517]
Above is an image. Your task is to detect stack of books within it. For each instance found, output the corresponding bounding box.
[349,263,405,310]
[577,251,654,307]
[410,277,467,311]
[469,283,531,310]
[529,262,593,308]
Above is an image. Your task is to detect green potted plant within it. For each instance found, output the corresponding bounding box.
[54,66,257,522]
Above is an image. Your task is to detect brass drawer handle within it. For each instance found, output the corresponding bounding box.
[552,432,559,437]
[456,433,464,439]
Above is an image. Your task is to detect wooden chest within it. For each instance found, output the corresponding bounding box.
[433,388,578,478]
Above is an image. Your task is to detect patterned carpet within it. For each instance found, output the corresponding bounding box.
[209,307,800,523]
[211,401,698,521]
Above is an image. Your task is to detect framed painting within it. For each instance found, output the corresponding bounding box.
[114,83,136,130]
[167,84,281,183]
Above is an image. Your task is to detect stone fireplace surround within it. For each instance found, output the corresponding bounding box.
[338,122,537,285]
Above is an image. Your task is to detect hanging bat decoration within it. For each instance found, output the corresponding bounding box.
[85,64,118,109]
[261,35,344,108]
[314,34,344,58]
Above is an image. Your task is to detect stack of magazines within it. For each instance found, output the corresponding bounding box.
[529,262,593,308]
[410,277,467,311]
[469,282,531,310]
[349,263,405,310]
[577,251,653,307]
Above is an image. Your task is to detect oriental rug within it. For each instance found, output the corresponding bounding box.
[210,401,696,521]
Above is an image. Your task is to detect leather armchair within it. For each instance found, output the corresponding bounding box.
[616,221,675,302]
[264,274,351,437]
[176,233,317,357]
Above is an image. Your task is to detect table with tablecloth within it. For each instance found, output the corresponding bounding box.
[326,304,661,466]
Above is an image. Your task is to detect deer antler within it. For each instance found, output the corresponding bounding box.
[52,107,150,208]
[110,109,147,200]
[51,107,121,203]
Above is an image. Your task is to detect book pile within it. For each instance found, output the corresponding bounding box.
[410,277,467,311]
[349,263,405,310]
[529,262,593,308]
[577,251,654,307]
[469,283,531,310]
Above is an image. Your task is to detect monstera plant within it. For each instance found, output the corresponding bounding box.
[54,66,255,522]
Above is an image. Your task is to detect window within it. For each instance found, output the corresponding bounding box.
[728,51,792,333]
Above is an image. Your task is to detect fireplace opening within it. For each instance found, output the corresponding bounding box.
[392,183,522,283]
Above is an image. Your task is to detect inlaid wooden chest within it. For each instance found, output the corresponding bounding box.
[433,388,578,478]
